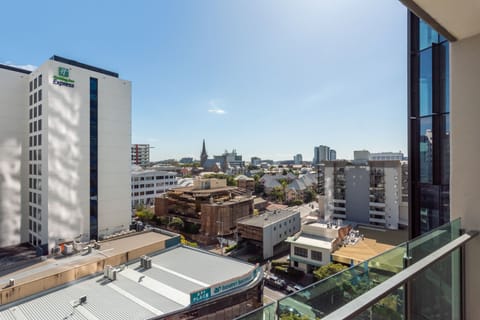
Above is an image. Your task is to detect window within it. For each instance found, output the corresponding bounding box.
[38,75,42,86]
[34,121,37,132]
[29,136,32,147]
[29,95,32,106]
[29,150,32,161]
[38,104,42,116]
[34,106,37,118]
[38,134,42,146]
[34,78,37,89]
[34,92,37,104]
[38,90,42,101]
[294,246,308,258]
[33,135,37,146]
[29,108,33,119]
[38,119,42,131]
[38,149,42,160]
[29,122,32,133]
[29,81,33,92]
[311,250,323,261]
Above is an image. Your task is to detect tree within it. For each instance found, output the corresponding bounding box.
[304,189,317,203]
[271,186,285,203]
[313,263,348,280]
[168,217,184,230]
[135,206,155,223]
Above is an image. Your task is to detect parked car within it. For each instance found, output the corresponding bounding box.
[264,274,287,290]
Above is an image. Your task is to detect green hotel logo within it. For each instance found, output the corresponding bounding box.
[53,66,75,88]
[58,67,69,78]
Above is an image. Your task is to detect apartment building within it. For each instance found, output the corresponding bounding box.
[131,143,150,166]
[0,56,131,253]
[324,160,401,230]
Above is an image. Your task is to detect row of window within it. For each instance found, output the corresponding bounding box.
[29,191,42,205]
[28,134,42,147]
[29,233,42,247]
[29,177,42,191]
[132,176,176,181]
[29,104,42,119]
[29,205,41,220]
[132,191,159,196]
[29,218,42,233]
[272,217,297,231]
[132,182,175,189]
[29,119,42,134]
[29,75,43,92]
[28,163,42,175]
[29,90,43,106]
[293,246,323,261]
[29,149,42,161]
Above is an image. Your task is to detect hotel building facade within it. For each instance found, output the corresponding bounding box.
[0,56,131,254]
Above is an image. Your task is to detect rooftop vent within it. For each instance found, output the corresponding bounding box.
[140,255,152,269]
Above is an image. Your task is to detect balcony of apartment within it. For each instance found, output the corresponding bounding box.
[237,218,477,319]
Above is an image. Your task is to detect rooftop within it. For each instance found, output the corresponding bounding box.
[0,245,259,320]
[286,234,335,250]
[237,210,299,228]
[0,231,171,289]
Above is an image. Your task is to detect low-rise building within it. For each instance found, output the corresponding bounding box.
[235,175,255,192]
[0,230,263,320]
[237,210,301,259]
[287,222,350,273]
[131,165,177,209]
[155,178,253,244]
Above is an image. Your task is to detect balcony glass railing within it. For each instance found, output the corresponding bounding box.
[236,218,470,320]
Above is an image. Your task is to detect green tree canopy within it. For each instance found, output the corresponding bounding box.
[313,263,348,280]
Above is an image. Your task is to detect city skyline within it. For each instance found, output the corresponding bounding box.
[0,0,407,161]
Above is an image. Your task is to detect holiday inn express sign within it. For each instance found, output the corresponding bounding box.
[53,66,75,88]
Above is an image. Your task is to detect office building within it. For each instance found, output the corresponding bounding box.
[370,151,404,161]
[131,144,150,166]
[313,145,331,165]
[250,157,261,166]
[0,55,131,253]
[293,153,303,165]
[329,149,337,161]
[353,150,370,161]
[324,160,402,230]
[131,166,177,208]
[237,209,301,259]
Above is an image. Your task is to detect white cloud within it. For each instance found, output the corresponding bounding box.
[207,99,227,115]
[3,62,37,71]
[208,108,226,115]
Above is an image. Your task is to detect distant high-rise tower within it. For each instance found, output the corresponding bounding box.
[313,145,331,165]
[200,139,208,167]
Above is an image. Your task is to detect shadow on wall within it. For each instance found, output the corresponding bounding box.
[0,138,22,247]
[46,85,85,245]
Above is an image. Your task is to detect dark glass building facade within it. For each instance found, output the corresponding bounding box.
[90,77,98,240]
[408,12,450,238]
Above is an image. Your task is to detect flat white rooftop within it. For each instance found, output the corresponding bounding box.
[287,234,334,250]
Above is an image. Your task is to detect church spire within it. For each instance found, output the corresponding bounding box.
[200,139,208,167]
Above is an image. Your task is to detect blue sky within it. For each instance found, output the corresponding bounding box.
[1,0,407,161]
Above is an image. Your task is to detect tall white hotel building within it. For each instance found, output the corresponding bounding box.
[0,56,131,254]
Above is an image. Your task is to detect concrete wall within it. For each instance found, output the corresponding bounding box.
[384,166,400,230]
[450,32,480,320]
[0,68,28,247]
[345,166,370,224]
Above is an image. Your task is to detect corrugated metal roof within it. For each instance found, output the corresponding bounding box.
[0,245,257,320]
